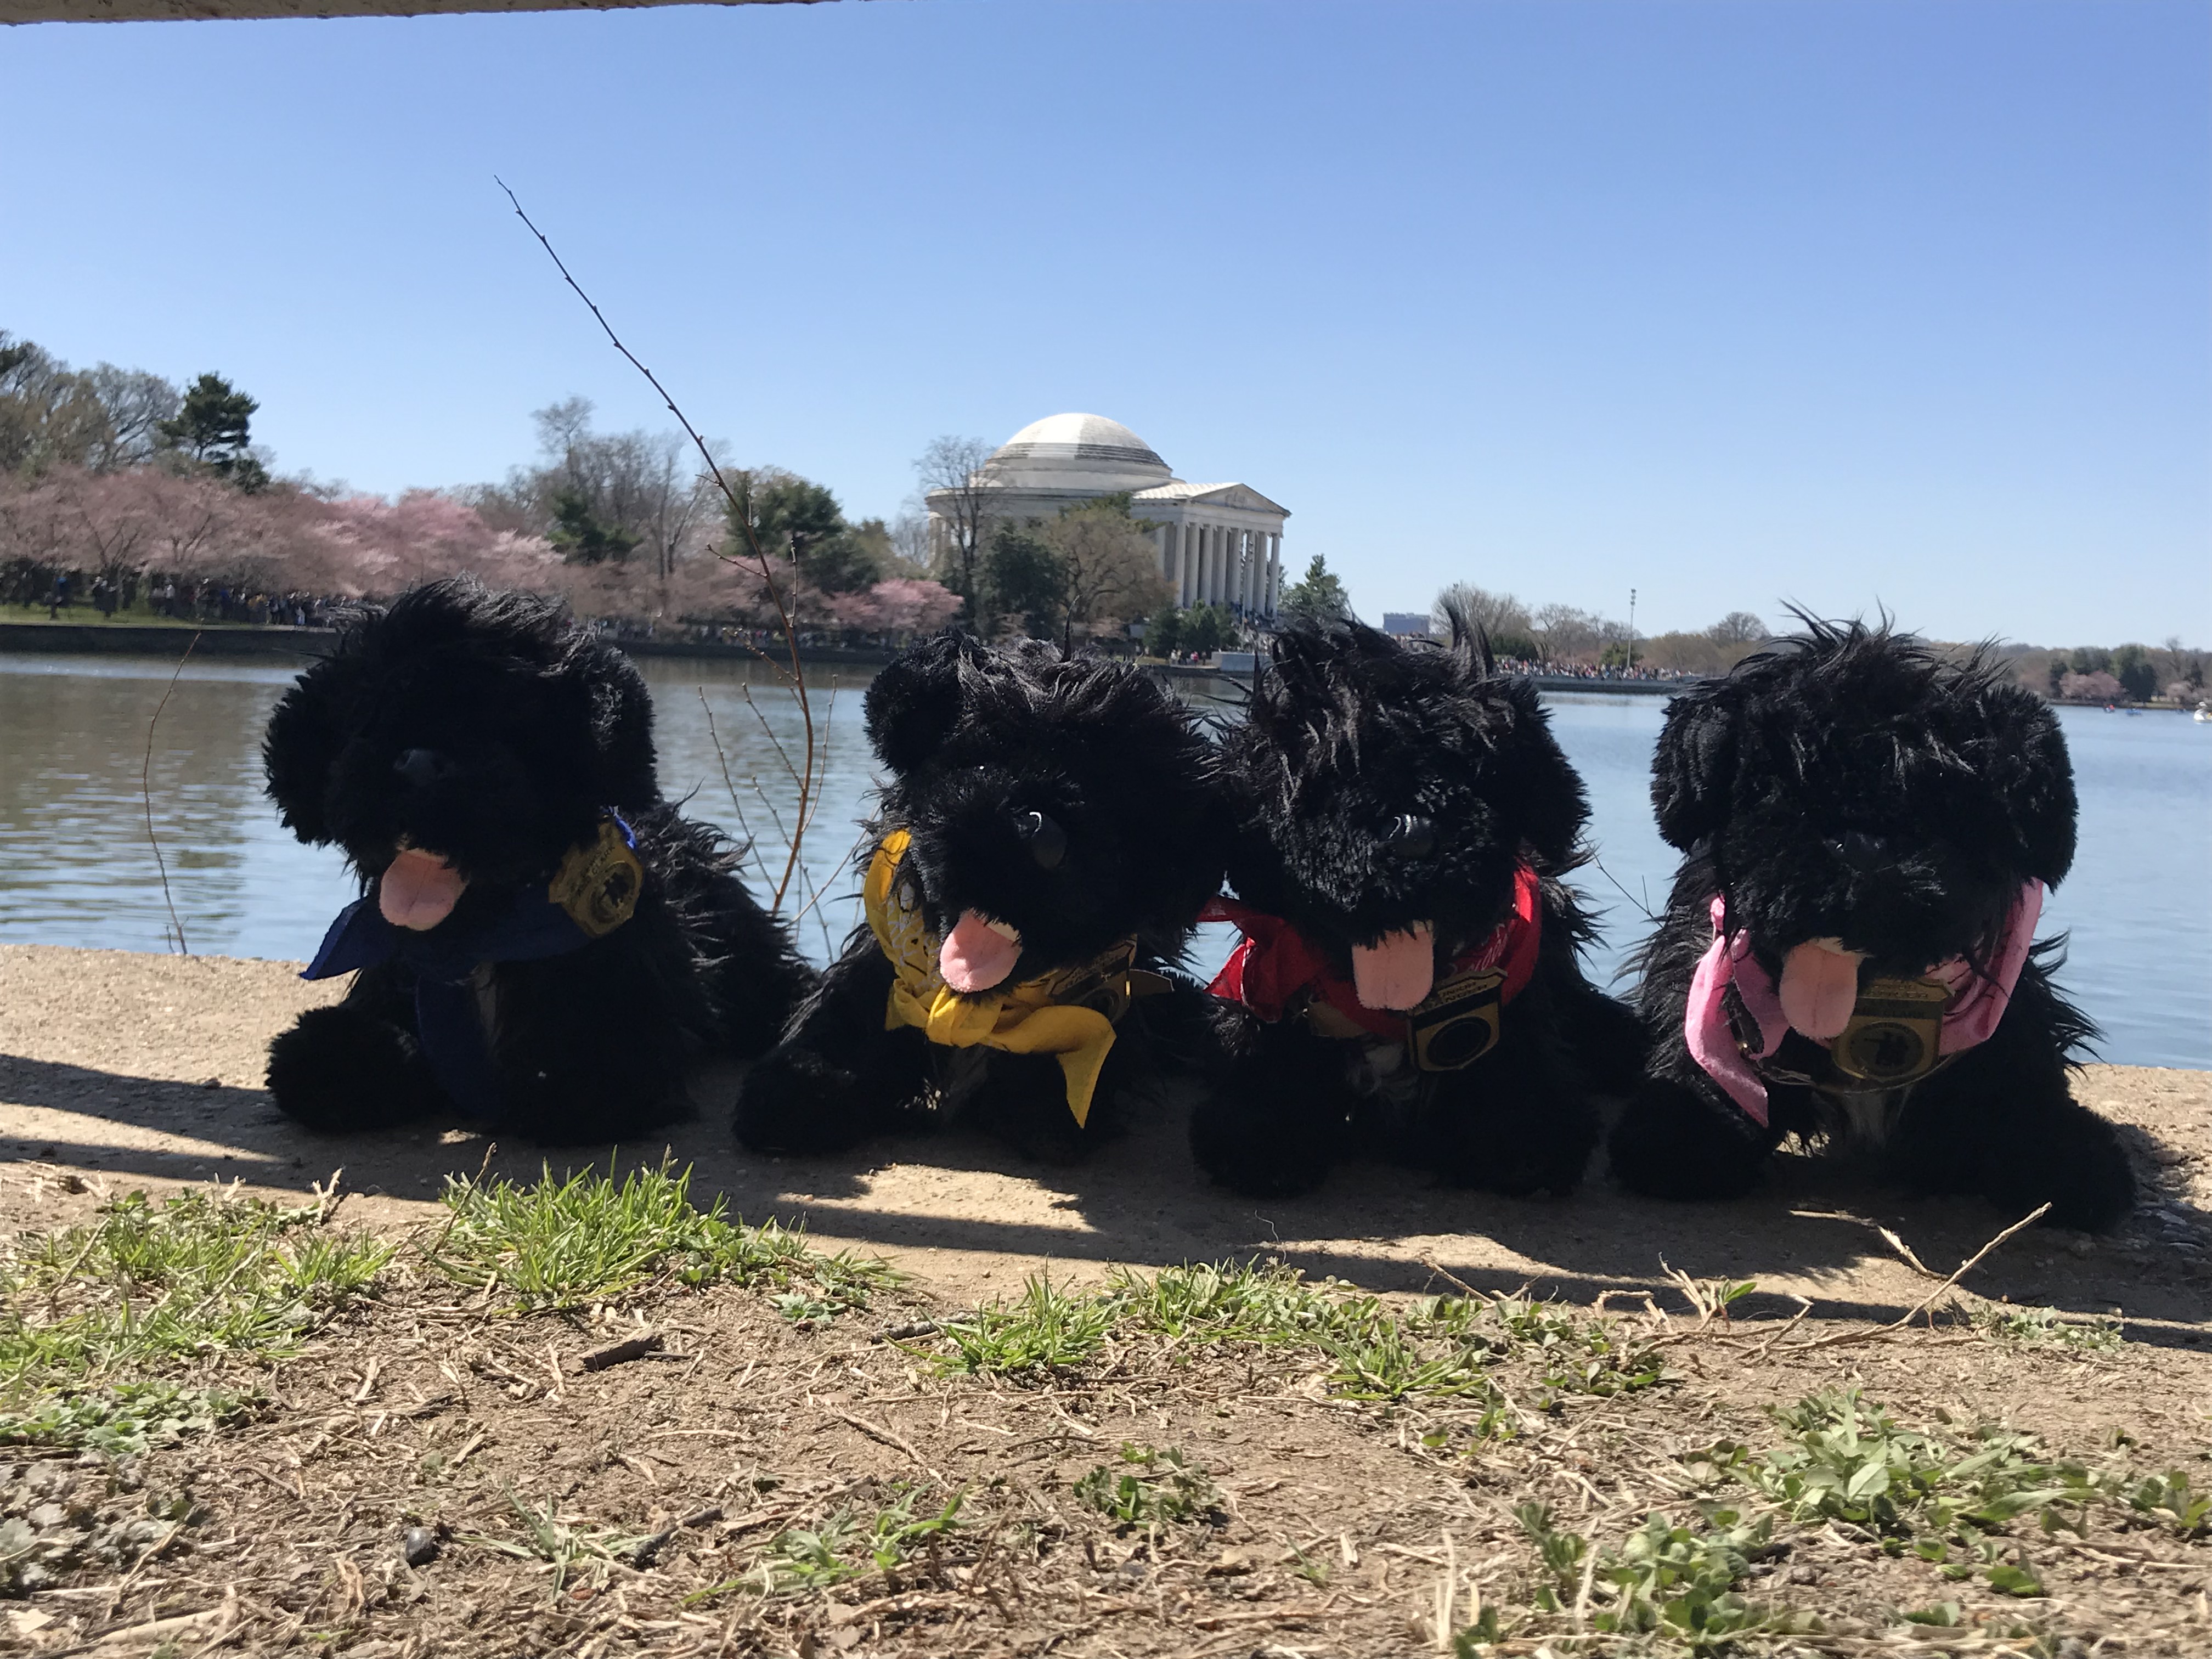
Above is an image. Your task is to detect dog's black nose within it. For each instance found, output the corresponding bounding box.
[1827,831,1888,871]
[1381,814,1437,860]
[393,748,453,791]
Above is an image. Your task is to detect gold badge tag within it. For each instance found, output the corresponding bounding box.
[1830,975,1948,1086]
[1407,966,1505,1072]
[549,819,644,938]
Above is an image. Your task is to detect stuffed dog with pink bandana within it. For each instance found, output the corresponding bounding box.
[1192,611,1640,1198]
[732,630,1229,1163]
[1607,618,2135,1231]
[263,579,813,1141]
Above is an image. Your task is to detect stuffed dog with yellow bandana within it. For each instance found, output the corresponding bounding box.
[733,629,1228,1163]
[263,579,813,1142]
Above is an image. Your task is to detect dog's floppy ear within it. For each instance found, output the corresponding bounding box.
[583,645,660,807]
[865,628,984,774]
[1493,679,1587,867]
[1650,680,1741,850]
[264,647,364,845]
[1982,684,2078,885]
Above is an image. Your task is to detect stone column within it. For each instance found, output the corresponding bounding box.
[1210,527,1223,606]
[1198,526,1212,606]
[1267,533,1282,613]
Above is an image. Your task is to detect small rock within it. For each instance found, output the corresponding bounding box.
[1787,1564,1822,1585]
[402,1526,439,1567]
[2069,1237,2095,1259]
[1207,1547,1261,1577]
[25,1503,69,1531]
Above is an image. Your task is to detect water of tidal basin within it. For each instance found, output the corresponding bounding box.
[0,654,2203,1070]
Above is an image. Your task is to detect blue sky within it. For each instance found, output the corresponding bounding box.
[4,0,2205,645]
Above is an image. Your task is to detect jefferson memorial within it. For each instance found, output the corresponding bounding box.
[926,414,1291,616]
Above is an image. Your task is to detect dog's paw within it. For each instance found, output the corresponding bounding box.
[1431,1094,1598,1197]
[1607,1077,1769,1201]
[266,1006,435,1132]
[1189,1075,1347,1197]
[732,1047,883,1155]
[1982,1098,2139,1234]
[966,1053,1102,1166]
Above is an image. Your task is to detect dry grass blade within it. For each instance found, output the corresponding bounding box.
[1787,1202,2052,1351]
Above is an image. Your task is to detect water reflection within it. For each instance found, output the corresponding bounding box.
[0,655,2203,1069]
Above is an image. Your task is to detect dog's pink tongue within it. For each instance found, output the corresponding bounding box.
[1779,938,1864,1039]
[1351,924,1436,1012]
[379,848,466,932]
[940,911,1022,993]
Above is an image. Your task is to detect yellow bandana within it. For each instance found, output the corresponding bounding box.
[864,830,1164,1127]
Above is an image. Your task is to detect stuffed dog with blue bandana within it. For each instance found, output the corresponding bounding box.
[262,578,812,1142]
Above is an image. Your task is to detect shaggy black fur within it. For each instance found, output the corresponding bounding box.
[733,630,1229,1163]
[262,578,812,1142]
[1607,618,2135,1231]
[1191,613,1641,1198]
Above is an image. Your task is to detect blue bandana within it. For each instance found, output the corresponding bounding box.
[301,814,640,1124]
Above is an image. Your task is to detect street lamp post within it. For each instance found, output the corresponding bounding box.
[1628,588,1637,674]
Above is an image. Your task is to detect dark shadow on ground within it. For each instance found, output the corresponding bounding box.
[4,1051,2204,1339]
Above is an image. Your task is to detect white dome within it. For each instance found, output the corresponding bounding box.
[984,413,1173,490]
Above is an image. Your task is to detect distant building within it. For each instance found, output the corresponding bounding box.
[1381,612,1435,638]
[926,414,1290,617]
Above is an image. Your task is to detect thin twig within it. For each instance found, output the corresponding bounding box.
[498,179,815,910]
[1590,855,1658,927]
[1786,1203,2051,1352]
[143,630,200,954]
[696,690,779,899]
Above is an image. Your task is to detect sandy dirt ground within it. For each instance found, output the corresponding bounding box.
[2,943,2204,1340]
[3,944,2210,1658]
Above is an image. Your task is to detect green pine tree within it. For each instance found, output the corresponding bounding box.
[157,372,261,484]
[1278,554,1348,622]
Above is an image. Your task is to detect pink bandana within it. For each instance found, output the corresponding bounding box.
[1684,880,2044,1126]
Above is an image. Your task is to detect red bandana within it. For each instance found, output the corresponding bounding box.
[1200,864,1544,1047]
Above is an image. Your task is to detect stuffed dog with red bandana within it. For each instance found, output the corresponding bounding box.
[1607,618,2135,1231]
[1192,611,1640,1197]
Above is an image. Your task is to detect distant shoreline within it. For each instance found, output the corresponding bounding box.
[0,621,2194,711]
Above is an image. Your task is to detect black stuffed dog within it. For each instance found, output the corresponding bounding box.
[1192,613,1642,1198]
[733,630,1228,1163]
[263,579,813,1142]
[1607,619,2135,1232]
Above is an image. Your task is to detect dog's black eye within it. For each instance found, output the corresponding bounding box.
[1015,810,1066,870]
[1383,814,1437,860]
[1826,831,1888,872]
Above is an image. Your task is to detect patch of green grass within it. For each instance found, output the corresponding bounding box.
[0,1189,388,1453]
[1071,1443,1221,1528]
[424,1160,895,1317]
[730,1489,965,1597]
[1107,1259,1369,1346]
[2125,1470,2211,1538]
[1971,1304,2124,1353]
[1742,1391,2091,1544]
[1409,1292,1667,1403]
[1321,1318,1497,1404]
[1512,1502,1816,1651]
[934,1277,1113,1378]
[462,1487,652,1598]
